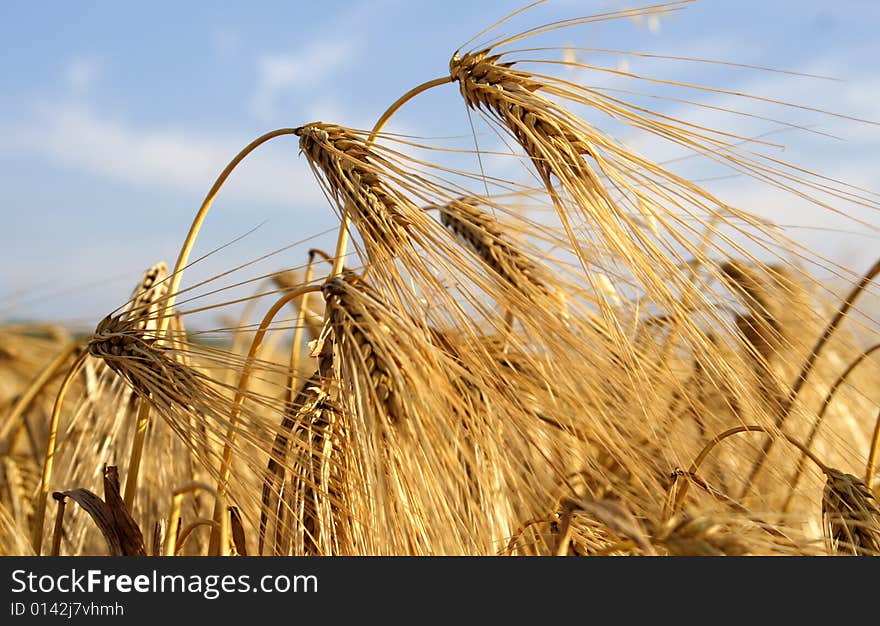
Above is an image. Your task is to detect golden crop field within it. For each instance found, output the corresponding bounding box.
[1,1,878,557]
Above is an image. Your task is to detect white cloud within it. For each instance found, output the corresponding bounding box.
[66,58,98,93]
[1,101,324,207]
[249,41,354,120]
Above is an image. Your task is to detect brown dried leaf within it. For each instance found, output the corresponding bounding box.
[229,506,247,556]
[102,466,146,556]
[54,489,123,556]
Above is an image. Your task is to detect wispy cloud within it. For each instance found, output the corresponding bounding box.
[1,101,323,207]
[65,57,98,93]
[249,41,354,120]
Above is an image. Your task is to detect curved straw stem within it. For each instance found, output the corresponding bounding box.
[161,127,300,320]
[122,400,152,510]
[174,519,220,555]
[669,425,830,519]
[783,343,880,511]
[866,408,880,491]
[740,257,880,499]
[208,284,322,554]
[0,341,81,450]
[328,76,452,278]
[124,128,299,514]
[164,482,225,556]
[31,349,89,554]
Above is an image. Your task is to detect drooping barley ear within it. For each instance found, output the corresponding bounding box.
[449,50,595,265]
[258,370,337,555]
[446,44,718,361]
[719,261,789,363]
[87,313,166,395]
[435,197,566,317]
[322,273,408,426]
[655,514,750,556]
[295,123,412,267]
[822,469,880,556]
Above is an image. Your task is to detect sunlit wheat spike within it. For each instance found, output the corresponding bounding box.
[447,43,728,357]
[446,24,875,353]
[822,469,880,556]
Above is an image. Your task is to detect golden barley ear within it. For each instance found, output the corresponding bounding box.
[259,371,347,556]
[322,273,411,425]
[437,197,548,295]
[87,261,171,391]
[295,123,412,266]
[435,196,569,320]
[822,469,880,556]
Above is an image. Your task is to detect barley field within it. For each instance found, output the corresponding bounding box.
[1,1,878,556]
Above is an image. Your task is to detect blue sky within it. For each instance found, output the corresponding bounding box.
[1,1,878,326]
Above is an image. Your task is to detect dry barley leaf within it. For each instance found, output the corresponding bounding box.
[229,506,248,556]
[54,489,123,556]
[54,465,146,556]
[102,466,146,557]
